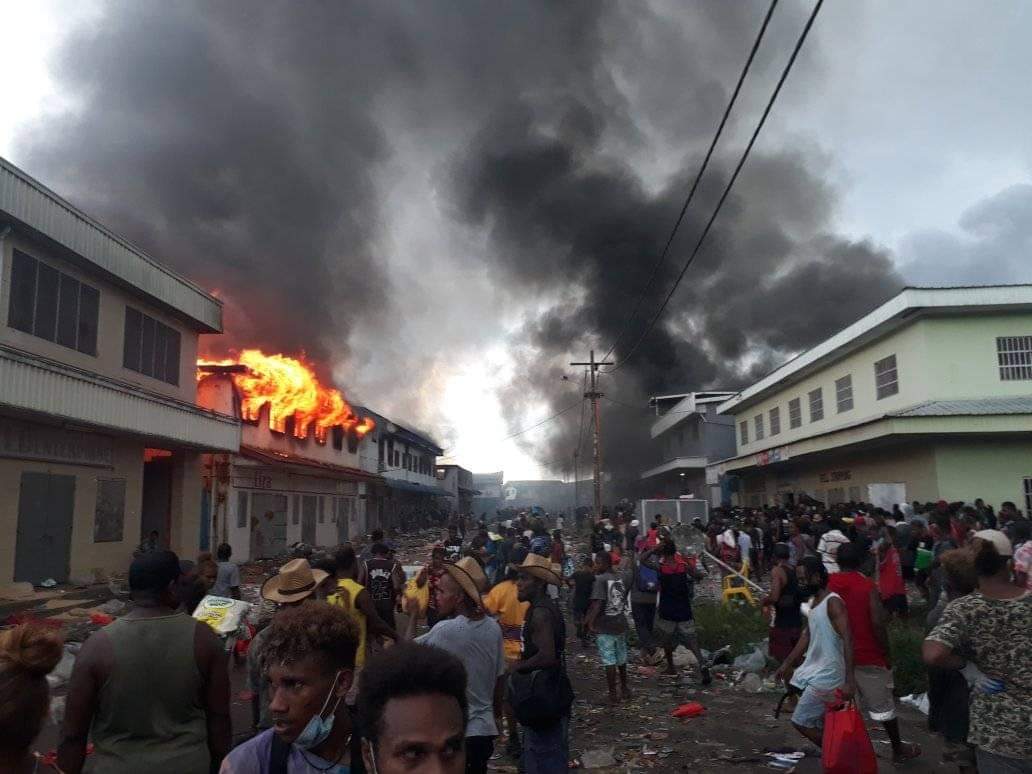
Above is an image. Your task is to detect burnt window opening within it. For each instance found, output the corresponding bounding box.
[346,428,359,454]
[332,426,345,451]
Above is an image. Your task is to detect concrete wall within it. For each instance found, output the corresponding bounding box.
[733,438,1032,512]
[922,313,1032,399]
[1,231,201,404]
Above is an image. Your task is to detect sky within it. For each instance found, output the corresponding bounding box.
[2,1,1031,481]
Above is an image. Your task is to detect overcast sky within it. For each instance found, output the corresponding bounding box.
[2,1,1030,480]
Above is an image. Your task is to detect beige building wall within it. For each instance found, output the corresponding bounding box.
[922,313,1032,399]
[1,231,200,404]
[0,437,144,582]
[734,438,1032,512]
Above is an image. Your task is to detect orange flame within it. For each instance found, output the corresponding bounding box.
[197,349,375,443]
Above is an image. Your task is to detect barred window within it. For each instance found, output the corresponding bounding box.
[875,354,899,399]
[769,406,781,436]
[739,420,749,446]
[788,398,802,429]
[997,336,1032,380]
[835,374,854,413]
[809,387,824,422]
[754,413,765,441]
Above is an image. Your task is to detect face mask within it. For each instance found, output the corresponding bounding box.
[294,670,344,751]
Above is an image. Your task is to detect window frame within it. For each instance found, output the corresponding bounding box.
[123,305,182,386]
[754,413,765,441]
[788,397,802,429]
[997,336,1032,381]
[769,406,781,436]
[874,354,899,399]
[835,374,854,413]
[808,387,824,423]
[8,249,99,356]
[739,420,749,446]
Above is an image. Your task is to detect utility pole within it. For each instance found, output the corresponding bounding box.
[570,350,612,522]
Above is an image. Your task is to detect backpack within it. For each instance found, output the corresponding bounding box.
[636,564,659,594]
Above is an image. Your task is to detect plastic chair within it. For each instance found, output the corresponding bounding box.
[721,570,756,606]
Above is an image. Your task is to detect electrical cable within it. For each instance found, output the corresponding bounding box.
[607,0,825,374]
[600,0,781,363]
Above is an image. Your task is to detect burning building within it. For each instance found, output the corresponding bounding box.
[196,351,383,560]
[0,156,240,585]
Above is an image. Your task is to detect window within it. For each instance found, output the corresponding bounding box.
[739,420,749,446]
[875,354,899,399]
[754,413,765,441]
[93,478,126,542]
[236,490,248,529]
[997,336,1032,380]
[123,307,181,385]
[788,398,802,429]
[1025,477,1032,516]
[809,387,824,422]
[835,374,854,413]
[9,249,99,355]
[769,406,781,436]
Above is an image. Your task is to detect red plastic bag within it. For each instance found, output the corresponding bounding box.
[671,701,706,718]
[822,701,877,774]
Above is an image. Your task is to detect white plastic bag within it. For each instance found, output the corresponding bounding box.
[192,595,251,636]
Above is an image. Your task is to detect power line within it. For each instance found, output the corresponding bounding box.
[607,0,825,374]
[500,399,584,442]
[600,0,781,363]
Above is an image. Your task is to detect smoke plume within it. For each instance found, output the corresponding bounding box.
[15,1,904,482]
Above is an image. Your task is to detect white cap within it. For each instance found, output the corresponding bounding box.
[630,519,640,527]
[972,529,1013,557]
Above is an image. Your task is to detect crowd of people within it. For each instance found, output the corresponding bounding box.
[1,496,1028,773]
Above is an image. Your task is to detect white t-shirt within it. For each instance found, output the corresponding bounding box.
[417,615,505,737]
[817,530,850,574]
[212,561,241,597]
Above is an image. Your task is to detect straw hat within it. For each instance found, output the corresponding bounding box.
[260,558,328,604]
[443,556,488,605]
[511,553,563,586]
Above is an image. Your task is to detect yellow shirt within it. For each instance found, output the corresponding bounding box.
[329,578,368,668]
[482,580,529,661]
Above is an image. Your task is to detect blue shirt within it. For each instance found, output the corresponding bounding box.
[220,729,352,774]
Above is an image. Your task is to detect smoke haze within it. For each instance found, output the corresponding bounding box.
[15,0,906,480]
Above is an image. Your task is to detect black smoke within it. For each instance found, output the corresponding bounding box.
[16,1,904,480]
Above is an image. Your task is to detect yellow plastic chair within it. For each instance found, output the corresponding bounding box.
[721,567,756,606]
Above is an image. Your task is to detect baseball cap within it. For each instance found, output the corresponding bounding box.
[972,529,1013,557]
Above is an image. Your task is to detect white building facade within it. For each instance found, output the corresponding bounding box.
[710,285,1032,512]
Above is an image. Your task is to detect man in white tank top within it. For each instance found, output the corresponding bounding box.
[773,556,856,747]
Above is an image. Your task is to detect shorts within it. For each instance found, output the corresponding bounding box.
[769,626,802,662]
[654,617,696,649]
[790,684,837,729]
[882,594,909,615]
[854,665,896,721]
[596,632,628,667]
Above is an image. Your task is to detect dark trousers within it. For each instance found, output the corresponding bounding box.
[631,602,657,650]
[466,735,496,774]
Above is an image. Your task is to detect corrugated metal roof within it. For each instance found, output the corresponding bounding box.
[0,156,222,332]
[0,344,239,450]
[238,444,383,482]
[890,397,1032,417]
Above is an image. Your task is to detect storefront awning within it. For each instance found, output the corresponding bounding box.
[239,445,384,483]
[384,476,455,497]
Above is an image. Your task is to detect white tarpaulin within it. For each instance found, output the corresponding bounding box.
[868,483,906,511]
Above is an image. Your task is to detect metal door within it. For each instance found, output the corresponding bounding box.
[251,493,288,558]
[14,472,76,584]
[301,495,317,545]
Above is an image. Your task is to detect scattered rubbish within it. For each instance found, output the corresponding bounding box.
[89,612,113,626]
[671,701,706,718]
[636,665,657,677]
[46,645,78,690]
[900,693,929,715]
[738,672,764,692]
[0,582,36,599]
[732,647,767,674]
[192,595,251,636]
[709,645,733,666]
[40,578,58,588]
[580,747,617,768]
[50,696,66,726]
[96,599,126,616]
